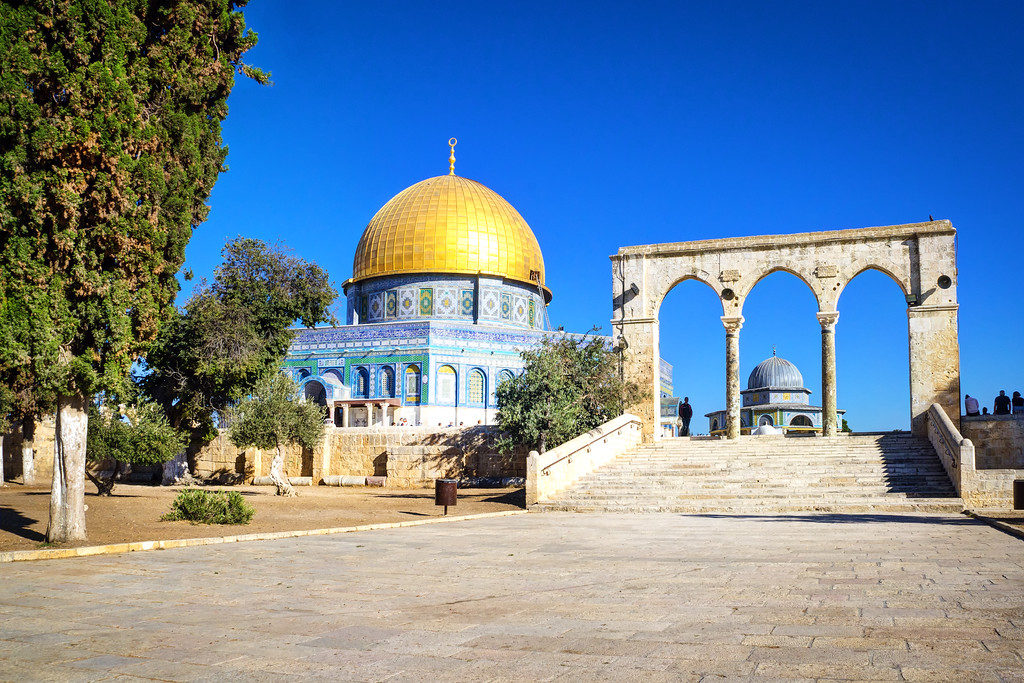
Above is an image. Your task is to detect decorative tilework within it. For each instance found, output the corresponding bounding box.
[436,288,457,316]
[419,288,433,316]
[359,296,368,322]
[460,290,474,317]
[385,290,398,319]
[500,293,512,321]
[398,288,416,317]
[369,292,384,321]
[528,299,536,327]
[513,296,527,324]
[482,289,500,318]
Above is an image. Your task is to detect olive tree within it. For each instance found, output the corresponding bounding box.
[140,238,335,482]
[496,331,642,454]
[229,373,325,497]
[86,401,185,495]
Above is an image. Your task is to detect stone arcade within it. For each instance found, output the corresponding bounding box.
[611,221,961,441]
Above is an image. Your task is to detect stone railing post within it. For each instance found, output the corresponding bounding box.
[722,316,744,439]
[817,311,840,436]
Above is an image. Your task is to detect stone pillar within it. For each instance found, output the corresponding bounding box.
[617,318,659,441]
[817,311,839,436]
[378,403,389,427]
[722,316,744,439]
[908,304,960,436]
[342,405,350,428]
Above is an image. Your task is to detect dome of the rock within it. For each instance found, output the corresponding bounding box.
[349,174,550,301]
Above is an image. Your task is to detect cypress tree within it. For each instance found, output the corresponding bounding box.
[0,0,266,541]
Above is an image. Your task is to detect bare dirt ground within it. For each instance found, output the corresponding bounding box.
[0,483,523,552]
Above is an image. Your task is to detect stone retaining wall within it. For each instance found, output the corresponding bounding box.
[961,415,1024,469]
[192,425,524,488]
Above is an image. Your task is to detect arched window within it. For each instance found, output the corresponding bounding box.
[304,380,327,408]
[380,366,396,398]
[789,415,813,428]
[355,367,369,398]
[758,414,774,426]
[468,369,485,406]
[498,369,514,386]
[296,368,311,381]
[404,365,421,404]
[437,365,457,404]
[711,418,719,432]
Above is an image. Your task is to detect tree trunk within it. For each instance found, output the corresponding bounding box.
[0,430,5,486]
[270,444,296,497]
[21,418,35,485]
[161,449,194,485]
[47,394,88,543]
[85,460,120,496]
[539,432,546,455]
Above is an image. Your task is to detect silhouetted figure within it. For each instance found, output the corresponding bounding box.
[965,394,980,416]
[1013,391,1024,415]
[983,407,990,415]
[678,397,693,437]
[994,390,1012,415]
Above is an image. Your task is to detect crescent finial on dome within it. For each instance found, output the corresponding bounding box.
[448,138,457,175]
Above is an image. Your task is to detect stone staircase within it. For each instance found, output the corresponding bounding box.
[536,433,963,513]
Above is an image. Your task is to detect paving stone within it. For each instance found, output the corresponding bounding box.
[2,512,1023,679]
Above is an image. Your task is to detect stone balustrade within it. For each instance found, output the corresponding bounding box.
[526,414,643,506]
[928,403,1022,509]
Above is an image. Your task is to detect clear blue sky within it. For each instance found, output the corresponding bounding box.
[184,1,1024,431]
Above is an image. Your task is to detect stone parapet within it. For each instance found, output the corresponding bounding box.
[526,414,643,506]
[961,415,1024,469]
[192,425,524,488]
[928,404,1023,510]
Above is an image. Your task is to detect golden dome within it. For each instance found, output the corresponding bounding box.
[349,174,550,300]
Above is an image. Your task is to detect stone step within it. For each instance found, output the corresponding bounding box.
[538,432,962,514]
[536,501,964,514]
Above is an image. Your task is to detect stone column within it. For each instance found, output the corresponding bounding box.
[342,405,350,428]
[378,403,389,427]
[722,316,744,439]
[617,318,659,441]
[907,304,961,436]
[817,311,840,436]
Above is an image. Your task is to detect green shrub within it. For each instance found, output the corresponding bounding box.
[162,488,255,525]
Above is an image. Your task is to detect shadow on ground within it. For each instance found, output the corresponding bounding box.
[0,505,45,542]
[689,512,978,525]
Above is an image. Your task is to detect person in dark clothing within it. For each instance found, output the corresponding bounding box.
[994,390,1012,415]
[1013,391,1023,415]
[678,397,693,436]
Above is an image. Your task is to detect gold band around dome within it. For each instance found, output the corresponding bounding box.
[349,174,551,302]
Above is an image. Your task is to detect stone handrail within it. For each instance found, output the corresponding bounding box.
[526,413,643,506]
[927,403,975,495]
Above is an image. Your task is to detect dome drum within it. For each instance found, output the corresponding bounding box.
[346,272,547,330]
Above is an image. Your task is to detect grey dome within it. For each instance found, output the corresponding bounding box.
[747,354,804,390]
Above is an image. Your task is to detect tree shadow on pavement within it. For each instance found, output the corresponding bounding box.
[0,505,45,542]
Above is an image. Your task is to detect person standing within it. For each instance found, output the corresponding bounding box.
[679,397,693,437]
[964,394,980,416]
[994,390,1012,415]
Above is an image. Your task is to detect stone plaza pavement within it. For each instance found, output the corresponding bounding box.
[1,512,1023,681]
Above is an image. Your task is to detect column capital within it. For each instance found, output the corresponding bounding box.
[721,315,744,333]
[816,310,840,329]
